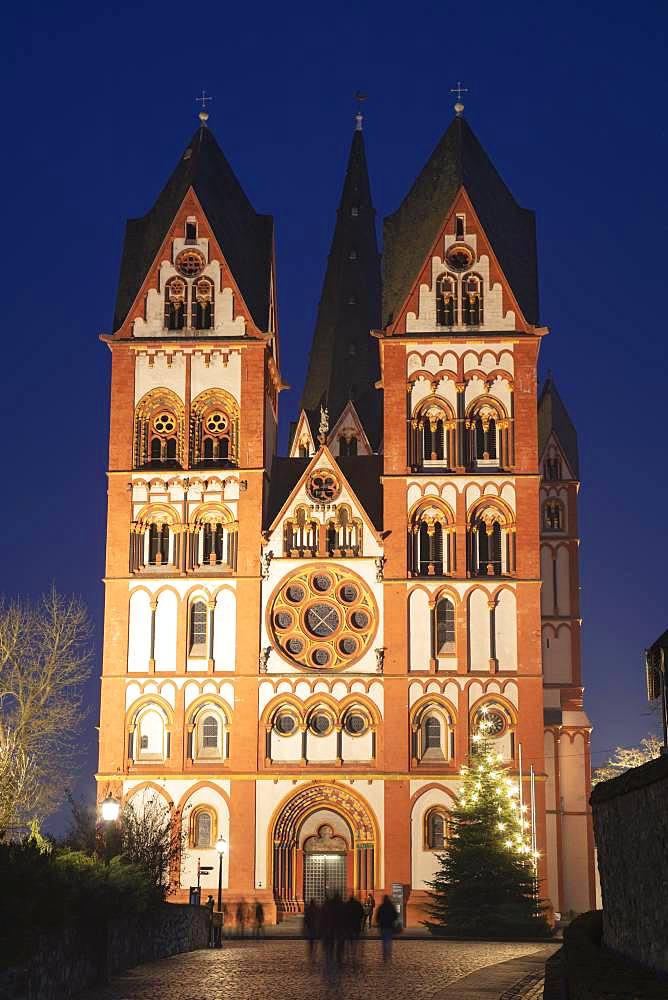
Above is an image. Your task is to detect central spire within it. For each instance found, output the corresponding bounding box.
[300,119,381,448]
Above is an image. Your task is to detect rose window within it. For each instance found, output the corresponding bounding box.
[175,249,205,277]
[269,565,376,671]
[476,707,506,737]
[306,470,341,503]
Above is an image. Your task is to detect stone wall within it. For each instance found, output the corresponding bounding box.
[0,903,209,1000]
[591,753,668,974]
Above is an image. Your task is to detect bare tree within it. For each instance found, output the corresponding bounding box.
[120,793,189,897]
[0,728,39,834]
[592,735,662,785]
[0,588,93,832]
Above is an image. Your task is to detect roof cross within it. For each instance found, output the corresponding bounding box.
[196,90,213,124]
[355,90,367,131]
[450,81,468,116]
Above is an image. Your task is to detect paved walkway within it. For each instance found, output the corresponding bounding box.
[83,939,558,1000]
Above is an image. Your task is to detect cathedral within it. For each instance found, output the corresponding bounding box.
[96,101,596,923]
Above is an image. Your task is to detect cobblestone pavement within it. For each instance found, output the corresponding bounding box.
[83,939,553,1000]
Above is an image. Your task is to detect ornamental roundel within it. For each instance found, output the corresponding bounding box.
[175,249,205,278]
[269,564,377,671]
[445,243,475,271]
[306,469,341,504]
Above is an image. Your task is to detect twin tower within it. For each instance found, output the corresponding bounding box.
[97,109,595,922]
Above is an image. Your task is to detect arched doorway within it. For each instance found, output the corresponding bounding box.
[271,783,377,915]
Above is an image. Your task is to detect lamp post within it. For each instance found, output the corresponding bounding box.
[215,835,227,947]
[100,792,120,866]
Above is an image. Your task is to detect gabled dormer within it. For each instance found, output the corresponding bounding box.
[110,123,275,343]
[327,400,373,457]
[288,410,317,459]
[538,377,579,483]
[382,114,541,336]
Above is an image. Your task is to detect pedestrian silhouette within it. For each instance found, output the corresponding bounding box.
[376,895,398,961]
[303,898,319,960]
[236,898,248,938]
[253,900,265,939]
[363,893,375,933]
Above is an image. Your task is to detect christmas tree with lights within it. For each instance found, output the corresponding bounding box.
[424,710,550,938]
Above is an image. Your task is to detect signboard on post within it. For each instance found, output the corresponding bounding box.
[391,882,405,928]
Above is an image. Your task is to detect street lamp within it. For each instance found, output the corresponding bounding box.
[215,835,227,947]
[100,792,120,865]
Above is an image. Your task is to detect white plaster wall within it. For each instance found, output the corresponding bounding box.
[271,731,302,761]
[542,625,572,684]
[409,590,431,671]
[306,732,338,761]
[495,590,517,670]
[154,590,177,671]
[342,731,373,761]
[540,547,555,615]
[545,812,560,911]
[561,814,592,914]
[128,591,151,672]
[468,590,489,670]
[556,548,571,614]
[191,350,242,404]
[135,353,186,404]
[214,589,236,671]
[411,785,454,890]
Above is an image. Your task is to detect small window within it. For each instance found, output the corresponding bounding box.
[455,215,465,240]
[275,712,297,735]
[140,735,149,750]
[194,810,213,848]
[348,248,358,261]
[186,220,197,241]
[351,206,359,217]
[436,598,455,655]
[344,712,368,736]
[426,809,447,850]
[424,716,441,749]
[310,713,333,736]
[201,715,219,748]
[190,601,208,653]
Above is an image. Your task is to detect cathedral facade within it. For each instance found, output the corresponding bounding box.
[97,107,595,922]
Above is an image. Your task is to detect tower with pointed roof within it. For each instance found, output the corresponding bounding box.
[97,105,594,925]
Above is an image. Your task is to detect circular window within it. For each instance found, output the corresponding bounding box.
[350,610,369,630]
[477,708,506,737]
[175,249,205,277]
[153,413,176,434]
[274,713,297,736]
[310,713,332,735]
[269,565,376,671]
[205,412,228,434]
[445,244,475,271]
[344,713,367,736]
[305,603,340,637]
[306,470,341,503]
[339,636,357,656]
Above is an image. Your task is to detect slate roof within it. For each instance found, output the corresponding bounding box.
[538,377,579,478]
[265,455,383,532]
[113,125,274,331]
[300,128,382,449]
[382,115,539,328]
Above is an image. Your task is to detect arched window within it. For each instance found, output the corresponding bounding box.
[134,389,184,470]
[425,808,448,850]
[435,597,455,655]
[339,435,358,457]
[424,716,441,749]
[134,706,167,761]
[190,704,227,761]
[285,506,318,557]
[467,401,505,466]
[419,521,443,575]
[462,274,483,325]
[189,600,208,655]
[543,500,563,531]
[164,277,186,330]
[468,503,514,577]
[409,503,454,577]
[413,703,455,763]
[193,809,213,848]
[190,391,238,468]
[544,456,562,481]
[192,277,214,330]
[327,506,362,557]
[436,273,457,326]
[148,522,170,565]
[411,397,453,469]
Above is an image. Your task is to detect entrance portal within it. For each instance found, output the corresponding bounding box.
[304,853,346,904]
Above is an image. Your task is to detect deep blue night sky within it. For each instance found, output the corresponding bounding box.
[3,0,667,822]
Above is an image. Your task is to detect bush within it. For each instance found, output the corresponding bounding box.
[0,840,161,966]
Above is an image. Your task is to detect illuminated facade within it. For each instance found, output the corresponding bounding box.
[97,108,595,922]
